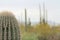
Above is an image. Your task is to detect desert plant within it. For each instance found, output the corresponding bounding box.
[0,11,20,40]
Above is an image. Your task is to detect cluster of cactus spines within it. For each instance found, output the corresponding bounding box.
[0,11,20,40]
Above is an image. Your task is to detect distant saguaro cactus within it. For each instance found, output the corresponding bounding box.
[0,11,20,40]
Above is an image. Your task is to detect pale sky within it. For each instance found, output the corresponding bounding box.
[0,0,60,24]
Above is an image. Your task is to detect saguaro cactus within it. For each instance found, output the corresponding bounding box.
[0,11,20,40]
[25,9,27,31]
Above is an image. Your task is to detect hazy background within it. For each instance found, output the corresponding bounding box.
[0,0,60,24]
